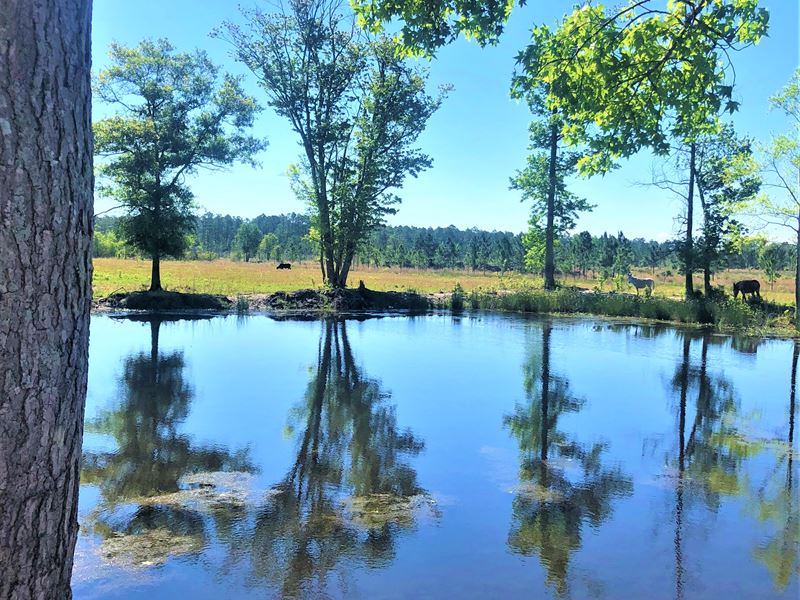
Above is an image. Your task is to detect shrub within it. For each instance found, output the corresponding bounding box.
[450,283,465,312]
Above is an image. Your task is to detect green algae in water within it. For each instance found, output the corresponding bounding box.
[98,529,203,568]
[344,493,438,529]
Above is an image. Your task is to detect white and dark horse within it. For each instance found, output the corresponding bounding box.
[627,273,655,295]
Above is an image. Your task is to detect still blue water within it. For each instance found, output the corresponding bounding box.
[73,313,798,599]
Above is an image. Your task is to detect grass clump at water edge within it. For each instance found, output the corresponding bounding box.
[465,285,795,334]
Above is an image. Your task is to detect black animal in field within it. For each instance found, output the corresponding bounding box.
[276,262,292,270]
[733,279,761,301]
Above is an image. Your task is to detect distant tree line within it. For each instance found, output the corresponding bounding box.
[93,212,795,279]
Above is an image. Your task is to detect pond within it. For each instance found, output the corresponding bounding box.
[73,313,798,599]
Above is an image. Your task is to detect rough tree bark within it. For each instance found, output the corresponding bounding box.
[0,1,93,598]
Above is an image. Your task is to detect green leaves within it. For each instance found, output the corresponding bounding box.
[221,0,446,287]
[352,0,518,55]
[514,1,770,174]
[94,39,266,262]
[510,120,593,238]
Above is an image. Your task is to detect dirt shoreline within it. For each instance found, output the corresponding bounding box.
[93,285,432,314]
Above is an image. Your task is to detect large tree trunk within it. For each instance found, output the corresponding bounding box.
[0,1,93,598]
[544,122,558,291]
[684,143,696,300]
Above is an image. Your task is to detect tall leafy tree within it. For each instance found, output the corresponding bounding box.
[218,0,447,288]
[94,39,264,291]
[1,1,93,598]
[756,70,800,326]
[509,50,593,289]
[695,127,759,298]
[515,2,768,299]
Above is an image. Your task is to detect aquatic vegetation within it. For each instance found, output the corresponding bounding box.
[345,493,438,529]
[140,471,265,510]
[97,529,204,568]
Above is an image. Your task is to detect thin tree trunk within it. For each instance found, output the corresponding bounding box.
[150,252,162,291]
[0,1,93,598]
[540,323,552,462]
[685,143,696,300]
[339,246,355,289]
[544,122,558,291]
[674,333,690,600]
[789,341,797,477]
[697,180,713,299]
[319,244,326,285]
[795,213,799,329]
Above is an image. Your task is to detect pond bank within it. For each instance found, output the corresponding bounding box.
[93,285,798,337]
[94,284,430,314]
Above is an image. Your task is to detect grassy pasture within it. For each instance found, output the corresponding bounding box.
[92,258,795,304]
[92,258,514,297]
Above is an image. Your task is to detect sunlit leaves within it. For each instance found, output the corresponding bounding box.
[514,1,769,175]
[353,0,518,54]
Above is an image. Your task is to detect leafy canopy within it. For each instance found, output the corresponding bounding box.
[218,0,447,287]
[757,69,800,234]
[94,39,265,261]
[513,1,769,174]
[355,0,768,172]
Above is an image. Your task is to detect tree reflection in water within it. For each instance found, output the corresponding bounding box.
[245,318,433,597]
[80,317,433,596]
[669,332,799,597]
[504,321,633,597]
[749,341,799,590]
[81,316,256,566]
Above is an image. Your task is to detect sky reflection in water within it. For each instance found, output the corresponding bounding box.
[73,313,798,599]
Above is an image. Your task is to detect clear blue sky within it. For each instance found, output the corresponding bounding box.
[92,0,799,240]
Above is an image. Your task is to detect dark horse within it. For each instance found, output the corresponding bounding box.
[276,262,292,270]
[733,279,761,301]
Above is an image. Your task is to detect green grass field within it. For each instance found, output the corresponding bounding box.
[92,258,796,305]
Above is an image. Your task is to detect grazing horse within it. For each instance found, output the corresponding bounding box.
[733,279,761,301]
[276,262,292,270]
[627,273,655,295]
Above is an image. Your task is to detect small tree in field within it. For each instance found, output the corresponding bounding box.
[758,245,780,291]
[94,39,265,291]
[695,126,760,298]
[233,222,262,262]
[219,0,447,288]
[257,232,279,261]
